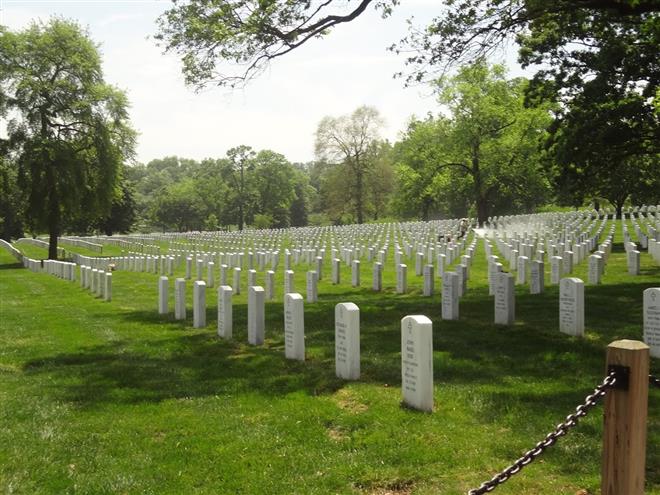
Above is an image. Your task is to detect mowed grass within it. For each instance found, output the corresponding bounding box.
[1,220,659,495]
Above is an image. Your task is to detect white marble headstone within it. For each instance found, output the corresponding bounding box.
[175,278,186,320]
[158,276,169,315]
[494,272,515,325]
[530,260,544,294]
[335,302,360,380]
[248,286,265,345]
[401,315,433,413]
[442,271,459,321]
[193,280,206,328]
[559,277,584,337]
[217,285,233,339]
[284,293,305,361]
[351,260,360,287]
[306,271,318,303]
[396,264,407,294]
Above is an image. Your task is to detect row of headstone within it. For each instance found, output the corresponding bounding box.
[80,265,112,301]
[158,278,439,413]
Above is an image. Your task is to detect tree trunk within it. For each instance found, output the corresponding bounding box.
[45,163,60,259]
[612,194,628,219]
[47,197,60,259]
[42,111,60,260]
[476,197,489,228]
[238,162,245,230]
[471,145,488,227]
[355,166,364,224]
[421,199,430,222]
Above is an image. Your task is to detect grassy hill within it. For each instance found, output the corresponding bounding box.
[1,220,658,494]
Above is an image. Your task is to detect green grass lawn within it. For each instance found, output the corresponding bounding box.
[1,220,658,494]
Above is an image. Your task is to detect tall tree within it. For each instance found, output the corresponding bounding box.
[252,150,296,228]
[289,170,313,227]
[315,106,385,224]
[524,5,659,212]
[393,62,552,224]
[221,145,256,230]
[546,96,660,216]
[152,179,205,232]
[366,143,395,221]
[193,157,231,229]
[0,19,135,258]
[390,116,454,220]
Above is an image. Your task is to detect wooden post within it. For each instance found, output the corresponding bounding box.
[601,339,649,495]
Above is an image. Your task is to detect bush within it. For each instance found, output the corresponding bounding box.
[308,213,331,226]
[253,213,274,229]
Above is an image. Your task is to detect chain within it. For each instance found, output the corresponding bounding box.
[651,374,660,389]
[467,371,617,495]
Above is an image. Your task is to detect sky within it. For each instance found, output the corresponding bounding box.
[1,0,529,165]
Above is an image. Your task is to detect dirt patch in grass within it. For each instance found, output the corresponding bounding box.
[355,480,415,495]
[333,388,368,414]
[326,425,348,442]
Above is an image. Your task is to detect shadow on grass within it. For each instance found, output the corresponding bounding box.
[15,254,660,487]
[23,276,656,401]
[20,270,659,473]
[0,262,24,270]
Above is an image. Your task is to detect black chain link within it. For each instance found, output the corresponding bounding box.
[651,374,660,389]
[467,371,617,495]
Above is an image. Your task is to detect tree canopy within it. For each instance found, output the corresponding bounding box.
[315,106,386,224]
[392,62,552,224]
[0,18,135,257]
[155,0,659,89]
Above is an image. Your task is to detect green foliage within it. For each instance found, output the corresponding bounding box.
[96,178,138,236]
[204,213,220,231]
[289,171,313,227]
[154,0,658,225]
[155,1,396,88]
[152,179,205,231]
[134,148,305,232]
[392,62,552,224]
[393,1,659,84]
[252,213,274,229]
[0,18,135,257]
[315,106,389,224]
[252,150,296,228]
[527,5,660,212]
[0,155,25,240]
[222,145,257,230]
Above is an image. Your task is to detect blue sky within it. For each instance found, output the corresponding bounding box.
[1,0,530,165]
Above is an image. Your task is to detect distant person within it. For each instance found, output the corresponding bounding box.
[457,218,469,239]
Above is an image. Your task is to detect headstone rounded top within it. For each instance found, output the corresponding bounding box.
[336,302,359,313]
[402,315,432,326]
[285,292,303,301]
